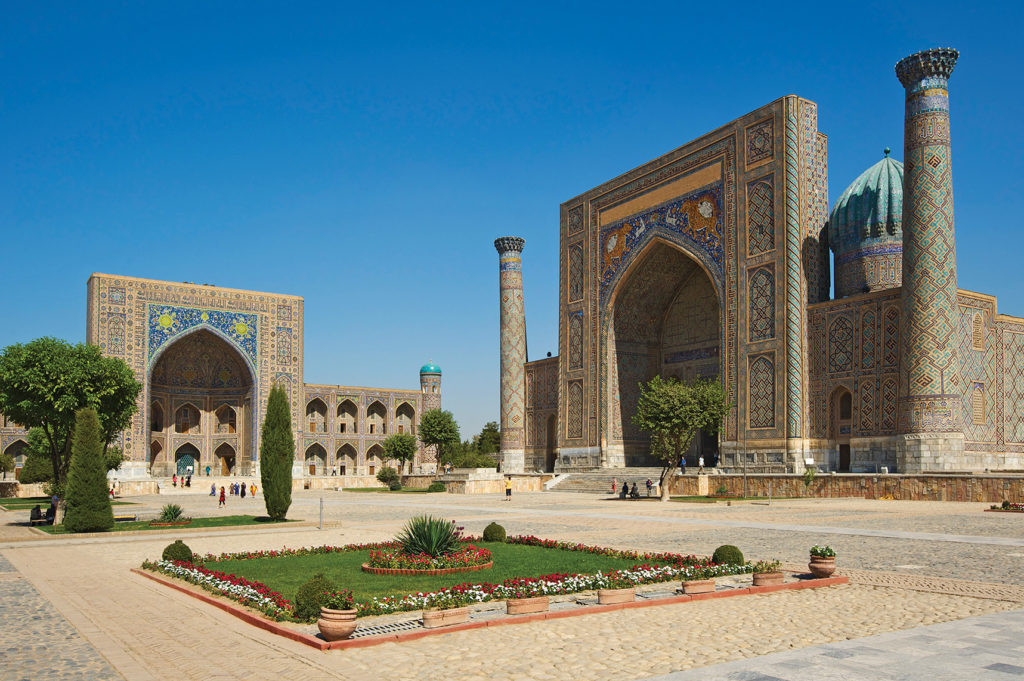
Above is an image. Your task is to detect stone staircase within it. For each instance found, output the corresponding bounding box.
[549,468,669,494]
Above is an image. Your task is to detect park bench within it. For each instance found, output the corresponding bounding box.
[29,506,47,526]
[113,514,138,522]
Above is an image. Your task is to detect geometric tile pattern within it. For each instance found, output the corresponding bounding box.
[784,102,804,438]
[828,316,854,374]
[745,117,774,167]
[749,354,775,429]
[496,237,528,452]
[881,376,899,432]
[861,311,877,371]
[883,305,900,368]
[568,311,584,369]
[860,379,876,432]
[567,379,584,439]
[957,302,996,445]
[568,244,584,302]
[1003,331,1024,444]
[748,266,775,342]
[747,178,774,256]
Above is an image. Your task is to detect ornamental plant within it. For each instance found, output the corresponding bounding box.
[321,589,355,611]
[396,515,461,557]
[425,588,471,610]
[158,504,185,522]
[810,545,835,557]
[367,544,491,570]
[62,408,115,533]
[752,559,781,574]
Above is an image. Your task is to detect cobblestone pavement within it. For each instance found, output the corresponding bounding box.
[2,491,1024,680]
[0,553,123,681]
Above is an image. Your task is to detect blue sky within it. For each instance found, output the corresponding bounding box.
[2,1,1022,437]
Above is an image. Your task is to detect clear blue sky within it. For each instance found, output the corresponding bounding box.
[2,1,1022,438]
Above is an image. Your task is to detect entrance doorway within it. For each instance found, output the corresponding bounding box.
[215,442,236,475]
[831,387,853,472]
[175,443,200,476]
[545,414,557,472]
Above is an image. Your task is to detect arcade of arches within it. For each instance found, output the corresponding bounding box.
[607,241,721,466]
[148,329,254,477]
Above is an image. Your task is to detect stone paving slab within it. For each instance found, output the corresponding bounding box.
[645,607,1024,681]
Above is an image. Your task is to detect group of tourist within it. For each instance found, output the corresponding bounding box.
[170,474,192,488]
[611,478,655,499]
[211,481,257,507]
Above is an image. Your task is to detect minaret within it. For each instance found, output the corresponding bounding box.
[495,237,527,473]
[895,47,963,469]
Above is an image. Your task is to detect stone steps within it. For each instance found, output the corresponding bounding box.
[549,469,669,494]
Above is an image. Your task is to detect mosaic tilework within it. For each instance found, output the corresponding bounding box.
[748,266,775,342]
[828,316,854,373]
[749,354,775,429]
[745,118,774,167]
[881,376,899,432]
[958,299,996,445]
[1003,330,1024,444]
[746,178,775,256]
[861,310,877,371]
[860,379,876,432]
[567,380,584,439]
[568,204,584,236]
[883,305,900,367]
[568,310,583,369]
[148,305,259,369]
[524,357,558,467]
[784,101,804,438]
[568,244,584,302]
[897,49,961,433]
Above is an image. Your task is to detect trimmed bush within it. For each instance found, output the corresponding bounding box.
[388,479,402,491]
[482,521,506,543]
[63,408,114,533]
[376,466,400,485]
[260,385,294,521]
[1003,500,1012,510]
[427,481,446,493]
[162,540,194,563]
[293,573,337,622]
[712,544,744,565]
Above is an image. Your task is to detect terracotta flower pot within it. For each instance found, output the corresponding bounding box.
[752,571,784,586]
[597,587,635,604]
[808,555,835,578]
[317,607,358,641]
[506,595,549,614]
[682,578,715,594]
[422,606,470,628]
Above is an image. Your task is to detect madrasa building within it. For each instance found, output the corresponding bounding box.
[1,274,443,480]
[500,47,1024,476]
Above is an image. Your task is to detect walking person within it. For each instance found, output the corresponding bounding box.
[698,456,705,475]
[218,486,226,507]
[172,473,177,488]
[612,478,617,496]
[240,483,246,499]
[679,457,686,475]
[210,483,216,496]
[504,476,512,502]
[250,483,257,497]
[646,478,653,497]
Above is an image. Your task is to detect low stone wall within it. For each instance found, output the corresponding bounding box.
[667,473,1024,503]
[442,474,548,495]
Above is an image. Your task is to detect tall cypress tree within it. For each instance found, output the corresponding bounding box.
[260,384,294,521]
[63,408,114,532]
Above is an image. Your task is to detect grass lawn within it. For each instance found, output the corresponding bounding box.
[212,542,662,602]
[670,495,801,503]
[1,496,134,511]
[39,515,295,535]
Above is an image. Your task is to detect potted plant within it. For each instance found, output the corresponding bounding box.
[681,565,717,594]
[422,589,472,628]
[751,559,784,586]
[808,545,836,578]
[317,589,358,641]
[502,581,550,614]
[597,571,637,604]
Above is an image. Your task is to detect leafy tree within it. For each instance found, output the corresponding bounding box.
[260,384,294,521]
[0,450,12,480]
[105,446,127,473]
[476,421,500,455]
[17,429,55,484]
[63,408,114,532]
[632,376,730,501]
[382,432,417,478]
[0,338,141,485]
[419,409,461,466]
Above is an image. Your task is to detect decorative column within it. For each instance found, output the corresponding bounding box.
[895,47,963,470]
[495,237,527,473]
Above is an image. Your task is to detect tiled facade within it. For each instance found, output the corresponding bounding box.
[2,274,440,479]
[516,48,1024,474]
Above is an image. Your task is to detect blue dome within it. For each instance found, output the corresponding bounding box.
[828,150,904,297]
[420,361,441,375]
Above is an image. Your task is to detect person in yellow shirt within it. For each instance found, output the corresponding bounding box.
[504,476,512,502]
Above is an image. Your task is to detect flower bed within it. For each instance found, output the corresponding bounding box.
[987,502,1024,512]
[365,544,492,570]
[141,536,752,621]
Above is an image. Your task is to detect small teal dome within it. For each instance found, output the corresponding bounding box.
[828,151,904,297]
[420,360,441,375]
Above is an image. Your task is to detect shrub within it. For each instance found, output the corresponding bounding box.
[293,573,338,622]
[162,540,194,563]
[396,515,459,557]
[715,484,729,496]
[427,481,446,493]
[1003,500,1011,510]
[388,479,403,491]
[810,545,835,557]
[159,504,184,522]
[376,466,400,486]
[482,521,506,543]
[63,408,114,533]
[712,545,744,565]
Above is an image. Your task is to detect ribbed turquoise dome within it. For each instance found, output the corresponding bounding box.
[419,361,441,374]
[828,150,904,297]
[828,151,903,257]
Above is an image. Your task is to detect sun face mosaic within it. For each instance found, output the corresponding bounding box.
[147,305,259,368]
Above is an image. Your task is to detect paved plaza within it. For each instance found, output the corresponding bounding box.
[2,489,1023,680]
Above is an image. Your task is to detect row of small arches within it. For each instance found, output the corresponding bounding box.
[305,398,415,436]
[150,402,237,436]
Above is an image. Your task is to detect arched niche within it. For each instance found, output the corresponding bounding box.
[366,401,387,435]
[337,399,358,434]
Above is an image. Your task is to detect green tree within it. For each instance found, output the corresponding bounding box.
[632,375,730,501]
[0,450,12,480]
[382,432,417,478]
[419,409,461,466]
[477,421,500,455]
[63,408,114,532]
[17,429,55,484]
[260,384,294,521]
[0,338,141,485]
